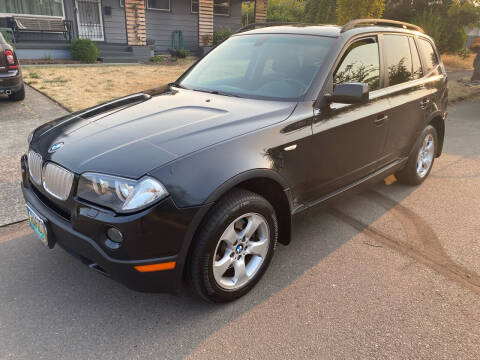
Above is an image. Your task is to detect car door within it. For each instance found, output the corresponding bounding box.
[306,35,391,201]
[381,34,432,159]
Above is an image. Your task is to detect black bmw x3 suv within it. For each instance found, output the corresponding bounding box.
[22,19,447,302]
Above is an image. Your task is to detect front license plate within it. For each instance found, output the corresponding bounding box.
[26,204,50,248]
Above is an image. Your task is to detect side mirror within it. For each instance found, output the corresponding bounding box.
[327,82,369,104]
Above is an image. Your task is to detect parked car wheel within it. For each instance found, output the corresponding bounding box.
[396,125,437,185]
[189,189,278,302]
[9,84,25,101]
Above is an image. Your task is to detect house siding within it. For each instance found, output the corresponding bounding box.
[146,0,197,52]
[146,0,242,53]
[103,0,127,43]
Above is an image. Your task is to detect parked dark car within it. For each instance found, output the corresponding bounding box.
[22,19,447,302]
[0,32,25,101]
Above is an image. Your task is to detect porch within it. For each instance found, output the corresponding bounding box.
[0,0,269,62]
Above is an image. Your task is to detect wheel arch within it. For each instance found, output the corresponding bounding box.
[179,170,294,282]
[203,169,293,246]
[427,114,445,157]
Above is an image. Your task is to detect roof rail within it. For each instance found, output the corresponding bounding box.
[235,22,303,34]
[341,18,424,34]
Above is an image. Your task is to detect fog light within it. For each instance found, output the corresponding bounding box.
[107,227,123,243]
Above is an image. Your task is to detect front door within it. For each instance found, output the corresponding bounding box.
[307,36,391,201]
[76,0,104,41]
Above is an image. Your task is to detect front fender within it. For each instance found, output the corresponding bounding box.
[149,125,294,208]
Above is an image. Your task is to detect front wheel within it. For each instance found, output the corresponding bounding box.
[189,189,278,303]
[396,125,437,185]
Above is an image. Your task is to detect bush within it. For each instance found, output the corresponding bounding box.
[176,49,187,58]
[213,28,235,46]
[69,38,99,63]
[0,30,13,46]
[412,9,467,53]
[149,55,165,63]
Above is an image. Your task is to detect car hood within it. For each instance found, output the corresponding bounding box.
[31,89,297,178]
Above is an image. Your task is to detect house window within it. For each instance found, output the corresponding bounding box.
[0,0,64,17]
[192,0,230,16]
[120,0,124,7]
[147,0,170,11]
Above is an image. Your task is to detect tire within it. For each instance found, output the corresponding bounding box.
[395,125,438,185]
[189,188,278,303]
[9,84,25,101]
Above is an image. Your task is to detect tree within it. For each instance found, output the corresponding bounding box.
[336,0,386,24]
[267,0,305,22]
[242,0,305,26]
[304,0,337,24]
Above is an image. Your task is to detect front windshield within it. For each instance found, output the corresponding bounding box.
[179,34,335,100]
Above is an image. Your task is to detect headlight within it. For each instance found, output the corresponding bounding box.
[77,173,169,213]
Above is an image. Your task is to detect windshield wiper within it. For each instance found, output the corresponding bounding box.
[192,88,241,98]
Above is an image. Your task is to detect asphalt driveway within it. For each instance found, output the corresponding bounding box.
[0,99,479,359]
[0,85,68,226]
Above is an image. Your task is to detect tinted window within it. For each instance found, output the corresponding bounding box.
[334,38,380,91]
[383,35,413,86]
[180,34,334,100]
[409,37,423,79]
[417,38,439,74]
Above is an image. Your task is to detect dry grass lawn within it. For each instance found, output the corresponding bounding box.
[23,59,195,111]
[441,53,475,71]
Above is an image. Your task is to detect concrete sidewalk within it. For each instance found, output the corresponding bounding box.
[0,85,68,226]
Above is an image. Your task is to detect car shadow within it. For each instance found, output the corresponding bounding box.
[0,179,420,358]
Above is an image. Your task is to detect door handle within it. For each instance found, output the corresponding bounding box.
[374,114,388,125]
[420,98,430,109]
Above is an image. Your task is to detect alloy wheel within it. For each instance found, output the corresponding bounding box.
[212,212,270,290]
[416,133,435,178]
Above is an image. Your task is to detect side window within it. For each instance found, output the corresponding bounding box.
[409,37,423,79]
[334,38,380,91]
[383,35,413,86]
[417,38,440,74]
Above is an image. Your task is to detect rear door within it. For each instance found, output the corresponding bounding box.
[307,36,391,200]
[381,34,431,159]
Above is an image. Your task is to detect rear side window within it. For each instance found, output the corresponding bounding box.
[409,37,423,80]
[417,38,439,74]
[334,38,380,91]
[383,35,413,86]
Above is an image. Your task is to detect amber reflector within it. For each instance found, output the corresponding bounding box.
[134,261,176,272]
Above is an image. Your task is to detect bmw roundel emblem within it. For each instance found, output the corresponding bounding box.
[49,142,64,153]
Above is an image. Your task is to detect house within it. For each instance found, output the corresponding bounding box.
[466,26,480,49]
[0,0,268,62]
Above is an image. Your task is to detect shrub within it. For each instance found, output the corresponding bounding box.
[69,38,99,63]
[149,55,165,63]
[0,30,13,46]
[176,49,187,58]
[213,28,235,46]
[457,47,471,60]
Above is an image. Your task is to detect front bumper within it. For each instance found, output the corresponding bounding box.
[21,156,205,293]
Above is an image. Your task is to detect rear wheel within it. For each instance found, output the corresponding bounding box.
[189,189,278,303]
[9,84,25,101]
[396,125,437,185]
